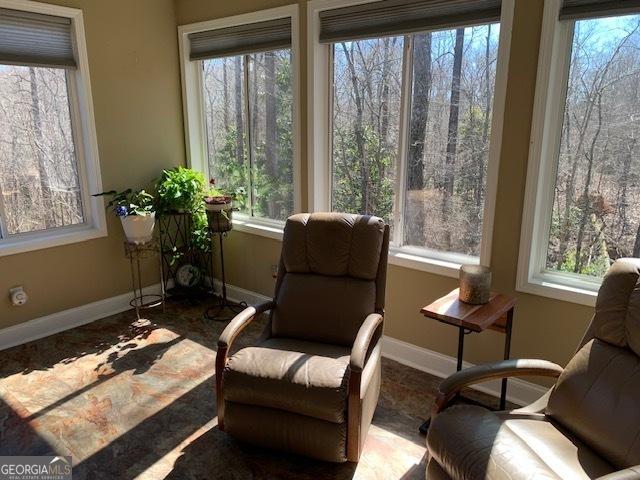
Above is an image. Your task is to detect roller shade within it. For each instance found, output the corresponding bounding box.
[0,8,76,68]
[560,0,640,20]
[189,17,292,60]
[319,0,501,43]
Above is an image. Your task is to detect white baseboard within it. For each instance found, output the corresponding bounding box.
[213,279,271,306]
[0,283,163,352]
[0,280,549,406]
[381,336,549,406]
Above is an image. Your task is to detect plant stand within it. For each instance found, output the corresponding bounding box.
[158,212,214,300]
[124,240,165,320]
[204,232,247,322]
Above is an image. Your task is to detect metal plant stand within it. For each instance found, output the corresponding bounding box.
[124,240,165,319]
[158,212,214,300]
[204,210,247,321]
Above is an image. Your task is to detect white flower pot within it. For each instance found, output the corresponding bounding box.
[120,212,155,244]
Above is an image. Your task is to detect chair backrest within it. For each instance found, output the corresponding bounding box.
[270,212,389,347]
[547,258,640,469]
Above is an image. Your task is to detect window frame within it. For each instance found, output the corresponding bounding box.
[517,0,607,307]
[178,5,301,239]
[0,0,105,257]
[308,0,515,277]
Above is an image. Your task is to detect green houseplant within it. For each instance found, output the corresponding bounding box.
[93,189,155,244]
[155,167,209,254]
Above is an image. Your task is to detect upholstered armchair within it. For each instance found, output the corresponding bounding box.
[215,212,390,462]
[426,258,640,479]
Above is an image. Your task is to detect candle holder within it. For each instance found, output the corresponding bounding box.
[459,265,491,305]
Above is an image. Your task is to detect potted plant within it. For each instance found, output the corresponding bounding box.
[155,167,209,252]
[203,179,245,233]
[94,189,155,244]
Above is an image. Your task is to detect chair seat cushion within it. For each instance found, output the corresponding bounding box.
[427,405,614,480]
[223,337,351,423]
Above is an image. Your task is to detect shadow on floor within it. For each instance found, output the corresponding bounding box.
[166,426,358,480]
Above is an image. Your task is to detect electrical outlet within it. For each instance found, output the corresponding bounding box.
[9,286,28,306]
[271,263,278,279]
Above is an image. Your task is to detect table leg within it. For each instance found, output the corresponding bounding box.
[499,308,514,410]
[420,327,467,435]
[456,326,465,371]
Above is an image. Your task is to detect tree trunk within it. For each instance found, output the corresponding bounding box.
[574,93,603,273]
[29,67,54,228]
[234,55,244,166]
[442,28,465,248]
[406,33,432,245]
[222,58,230,132]
[379,37,392,148]
[633,223,640,258]
[342,42,369,214]
[477,24,492,210]
[265,51,278,217]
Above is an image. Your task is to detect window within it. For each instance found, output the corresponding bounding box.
[313,0,511,273]
[179,6,300,235]
[331,26,500,259]
[0,66,82,234]
[518,0,640,304]
[331,37,404,229]
[202,50,294,221]
[0,2,104,256]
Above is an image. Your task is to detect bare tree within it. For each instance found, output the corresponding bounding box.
[442,28,465,248]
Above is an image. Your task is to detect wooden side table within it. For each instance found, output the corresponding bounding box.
[418,288,516,434]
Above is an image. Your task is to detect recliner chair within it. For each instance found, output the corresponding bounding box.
[426,258,640,479]
[215,212,390,462]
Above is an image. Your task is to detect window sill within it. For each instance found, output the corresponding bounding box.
[516,274,598,307]
[388,247,477,278]
[229,219,478,278]
[232,216,285,241]
[0,224,107,257]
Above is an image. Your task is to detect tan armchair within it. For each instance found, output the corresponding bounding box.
[426,258,640,479]
[215,212,390,462]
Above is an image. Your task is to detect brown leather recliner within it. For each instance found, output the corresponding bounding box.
[426,258,640,480]
[215,212,390,462]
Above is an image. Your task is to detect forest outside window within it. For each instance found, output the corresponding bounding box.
[330,23,500,262]
[0,3,104,256]
[518,0,640,304]
[181,9,299,231]
[202,50,293,221]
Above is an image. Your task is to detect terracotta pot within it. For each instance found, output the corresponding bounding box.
[120,212,155,244]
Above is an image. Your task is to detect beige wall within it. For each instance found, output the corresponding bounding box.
[0,0,185,327]
[176,0,594,373]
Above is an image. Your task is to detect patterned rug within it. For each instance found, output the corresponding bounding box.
[0,299,502,479]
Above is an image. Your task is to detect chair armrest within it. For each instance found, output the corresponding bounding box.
[434,359,563,414]
[217,300,275,350]
[597,466,640,480]
[215,299,275,431]
[350,313,383,373]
